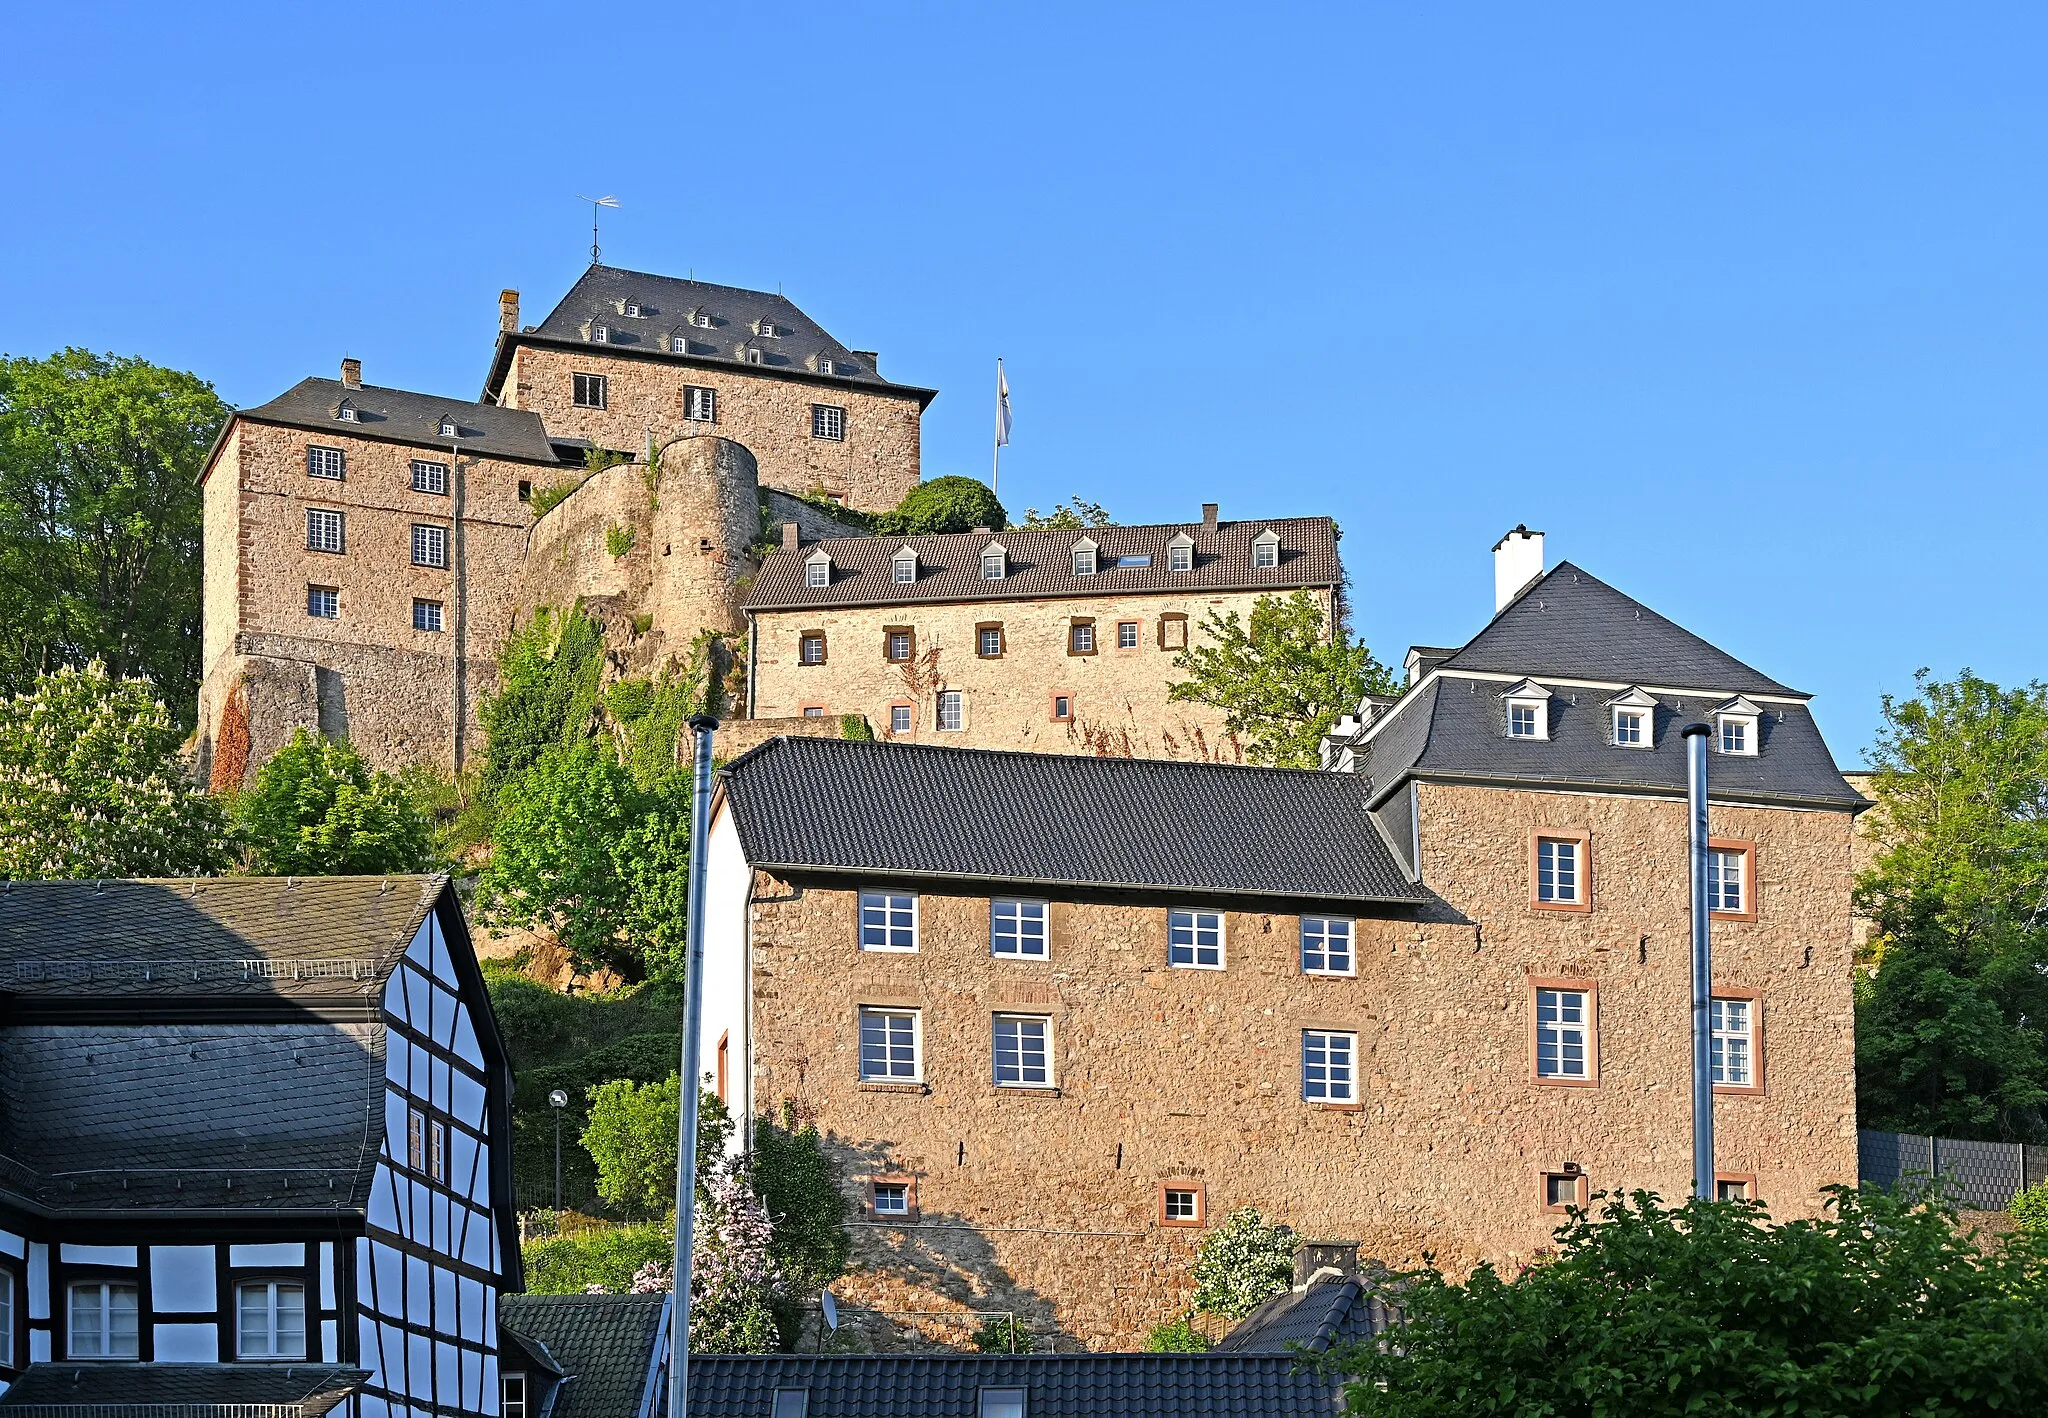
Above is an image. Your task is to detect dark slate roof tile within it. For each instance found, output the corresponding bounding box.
[498,1293,668,1418]
[0,1362,368,1414]
[721,738,1428,906]
[237,378,561,464]
[1215,1278,1397,1354]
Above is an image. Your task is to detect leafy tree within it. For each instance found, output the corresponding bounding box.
[580,1071,733,1215]
[1338,1187,2048,1415]
[1017,495,1114,529]
[1143,1312,1211,1352]
[972,1316,1035,1353]
[233,728,431,875]
[873,476,1007,536]
[1167,591,1398,768]
[0,660,229,878]
[1190,1207,1295,1319]
[753,1103,851,1341]
[0,350,229,724]
[1855,670,2048,1140]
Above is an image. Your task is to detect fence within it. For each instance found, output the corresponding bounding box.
[1858,1129,2048,1211]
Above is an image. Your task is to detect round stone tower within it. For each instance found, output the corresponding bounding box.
[649,433,761,639]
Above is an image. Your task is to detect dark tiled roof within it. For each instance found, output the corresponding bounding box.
[513,265,935,403]
[1216,1278,1397,1354]
[721,737,1429,906]
[0,876,439,998]
[1359,677,1863,810]
[686,1354,1346,1416]
[499,1293,668,1418]
[746,517,1340,611]
[235,377,562,465]
[0,1362,368,1414]
[1441,562,1799,696]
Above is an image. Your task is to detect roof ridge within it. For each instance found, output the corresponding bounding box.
[732,732,1356,784]
[786,516,1330,551]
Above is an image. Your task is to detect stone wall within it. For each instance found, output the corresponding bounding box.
[743,783,1858,1350]
[501,344,923,514]
[748,588,1334,759]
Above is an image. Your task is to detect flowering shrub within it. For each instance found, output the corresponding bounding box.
[1191,1208,1296,1319]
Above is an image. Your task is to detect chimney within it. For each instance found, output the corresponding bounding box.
[971,526,992,534]
[1493,525,1545,612]
[499,289,520,334]
[850,349,879,373]
[1202,502,1219,532]
[781,522,799,551]
[1293,1240,1359,1290]
[340,358,362,390]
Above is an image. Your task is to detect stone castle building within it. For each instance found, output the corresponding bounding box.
[700,531,1865,1350]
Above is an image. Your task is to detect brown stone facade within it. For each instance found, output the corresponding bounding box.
[498,343,923,514]
[749,587,1333,758]
[743,782,1858,1350]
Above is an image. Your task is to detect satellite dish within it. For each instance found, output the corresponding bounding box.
[821,1291,839,1331]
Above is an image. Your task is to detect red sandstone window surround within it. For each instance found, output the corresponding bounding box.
[1716,1173,1757,1202]
[1049,692,1074,723]
[799,631,827,666]
[801,705,826,718]
[1529,828,1591,913]
[1541,1167,1590,1213]
[867,1175,919,1220]
[884,626,916,663]
[1707,838,1758,921]
[1157,613,1188,651]
[1158,1180,1206,1228]
[1710,988,1765,1096]
[1529,977,1599,1087]
[976,623,1005,658]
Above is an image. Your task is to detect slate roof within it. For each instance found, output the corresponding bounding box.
[1215,1278,1397,1355]
[499,1293,668,1418]
[495,265,937,406]
[231,377,563,466]
[747,517,1339,611]
[1441,562,1799,696]
[720,737,1429,906]
[684,1354,1347,1416]
[0,1362,368,1415]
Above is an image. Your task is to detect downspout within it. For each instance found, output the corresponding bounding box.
[745,609,758,719]
[450,440,467,773]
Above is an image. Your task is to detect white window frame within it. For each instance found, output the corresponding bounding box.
[407,1106,427,1171]
[858,1007,922,1082]
[1072,545,1097,576]
[1117,621,1139,649]
[335,402,358,423]
[307,585,339,620]
[936,689,964,731]
[306,445,345,480]
[746,347,766,365]
[804,552,831,588]
[572,372,608,409]
[504,1373,529,1418]
[981,551,1005,580]
[1719,714,1757,756]
[412,599,444,633]
[672,335,691,355]
[1162,1188,1200,1223]
[0,1269,15,1367]
[1710,996,1755,1087]
[67,1281,139,1359]
[1708,847,1746,915]
[889,703,913,735]
[1070,622,1095,654]
[411,459,448,495]
[686,386,717,422]
[812,404,847,441]
[1302,1029,1358,1103]
[1507,697,1547,739]
[1612,706,1648,748]
[977,626,1003,657]
[623,301,642,318]
[1252,532,1280,569]
[692,311,713,329]
[799,632,826,665]
[993,1014,1054,1088]
[1535,988,1592,1080]
[858,890,918,952]
[1300,916,1355,976]
[235,1279,308,1360]
[870,1181,911,1216]
[411,523,448,569]
[438,419,457,438]
[1167,908,1224,969]
[991,899,1049,959]
[1535,837,1582,906]
[1168,538,1194,572]
[893,552,918,584]
[591,323,609,343]
[306,508,345,554]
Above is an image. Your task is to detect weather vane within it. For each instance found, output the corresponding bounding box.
[576,194,620,265]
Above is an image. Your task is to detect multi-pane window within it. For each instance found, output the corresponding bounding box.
[412,523,448,568]
[1253,539,1279,569]
[859,891,917,951]
[306,508,345,553]
[1162,1188,1200,1223]
[504,1374,529,1418]
[978,626,1003,657]
[1072,546,1096,575]
[1168,908,1224,968]
[806,561,830,589]
[991,899,1048,958]
[803,706,825,718]
[1302,1029,1357,1102]
[236,1281,307,1359]
[572,372,608,408]
[1169,542,1193,572]
[430,1119,448,1182]
[1720,716,1752,754]
[993,1015,1052,1087]
[692,311,713,329]
[591,324,609,343]
[408,1106,427,1171]
[410,459,448,495]
[1069,622,1095,654]
[981,553,1004,580]
[413,599,444,632]
[858,1008,920,1081]
[890,704,913,734]
[68,1282,138,1358]
[1300,916,1354,975]
[893,555,917,584]
[1708,848,1747,915]
[812,405,847,441]
[937,690,964,731]
[1613,708,1646,746]
[887,630,913,662]
[306,446,345,480]
[686,386,717,422]
[1118,621,1139,649]
[1535,988,1591,1080]
[0,1270,14,1367]
[1535,837,1582,906]
[871,1182,910,1215]
[1711,997,1754,1087]
[307,585,339,619]
[1508,701,1541,737]
[800,632,826,665]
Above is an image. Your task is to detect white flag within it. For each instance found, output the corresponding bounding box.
[995,359,1012,447]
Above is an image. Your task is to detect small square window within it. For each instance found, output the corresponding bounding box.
[412,523,448,568]
[693,311,713,329]
[872,1181,910,1215]
[1535,988,1592,1080]
[1052,694,1072,721]
[686,386,717,422]
[623,301,642,318]
[1508,700,1541,737]
[1300,916,1354,975]
[993,1014,1052,1087]
[977,625,1004,658]
[1168,908,1223,968]
[859,891,917,951]
[889,703,913,735]
[1543,1170,1589,1212]
[937,689,964,731]
[859,1009,920,1081]
[572,372,608,408]
[438,419,458,438]
[1161,1186,1203,1225]
[812,405,847,441]
[1302,1029,1358,1103]
[1069,622,1095,654]
[992,899,1048,958]
[411,460,448,495]
[1613,708,1646,747]
[413,599,444,633]
[306,508,345,554]
[336,403,358,422]
[1719,715,1756,755]
[800,632,827,665]
[805,558,830,588]
[1117,621,1139,649]
[306,446,345,480]
[307,585,339,619]
[1168,542,1193,572]
[893,555,917,584]
[886,629,913,662]
[982,553,1005,580]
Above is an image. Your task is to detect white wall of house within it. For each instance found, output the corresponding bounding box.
[700,802,754,1146]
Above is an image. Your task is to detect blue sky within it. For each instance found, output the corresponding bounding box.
[5,4,2044,760]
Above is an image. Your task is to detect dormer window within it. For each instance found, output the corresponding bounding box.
[1716,697,1761,756]
[758,320,779,338]
[819,357,837,375]
[1072,539,1098,576]
[438,417,458,438]
[671,335,690,355]
[892,548,918,584]
[335,401,358,423]
[745,347,765,365]
[592,323,609,343]
[805,551,832,589]
[623,301,642,318]
[1251,529,1281,569]
[981,545,1006,580]
[1608,687,1657,749]
[692,310,713,329]
[1168,534,1195,572]
[1503,680,1553,740]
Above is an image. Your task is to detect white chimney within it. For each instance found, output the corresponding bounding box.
[1493,525,1545,612]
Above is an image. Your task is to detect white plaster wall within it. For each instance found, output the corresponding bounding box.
[701,803,754,1143]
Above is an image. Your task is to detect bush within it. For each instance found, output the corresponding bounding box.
[972,1316,1034,1353]
[839,713,873,741]
[234,728,431,875]
[479,603,607,793]
[581,1072,731,1215]
[527,478,586,517]
[1143,1313,1211,1352]
[605,523,635,557]
[523,1221,673,1294]
[873,476,1007,536]
[753,1104,851,1343]
[1191,1208,1295,1319]
[2013,1181,2048,1238]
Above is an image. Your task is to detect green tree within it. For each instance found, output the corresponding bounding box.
[580,1071,732,1215]
[972,1316,1035,1353]
[873,476,1007,536]
[478,604,608,794]
[1017,495,1114,529]
[1190,1207,1295,1319]
[752,1104,851,1341]
[1143,1312,1211,1352]
[0,350,229,723]
[0,661,229,878]
[1855,670,2048,1140]
[1167,591,1397,768]
[233,728,431,875]
[1338,1188,2048,1415]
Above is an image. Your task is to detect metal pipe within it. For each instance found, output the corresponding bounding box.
[1682,721,1714,1201]
[670,712,720,1417]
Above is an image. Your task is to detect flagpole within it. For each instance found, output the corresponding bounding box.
[991,357,1003,495]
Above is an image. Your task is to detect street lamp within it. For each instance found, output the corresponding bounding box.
[548,1089,570,1212]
